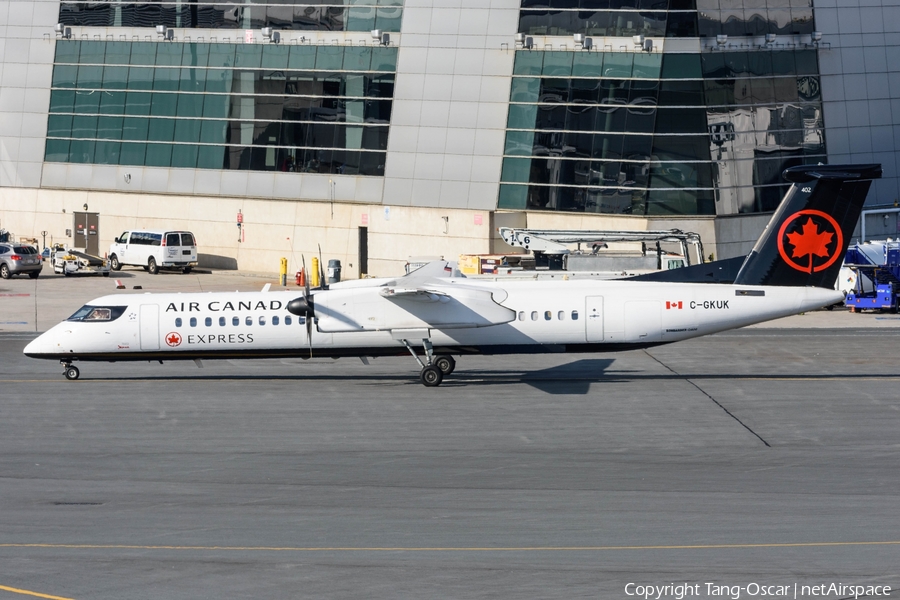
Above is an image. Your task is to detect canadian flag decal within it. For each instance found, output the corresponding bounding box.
[666,301,683,310]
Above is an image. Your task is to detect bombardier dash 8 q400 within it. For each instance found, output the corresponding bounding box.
[25,164,882,387]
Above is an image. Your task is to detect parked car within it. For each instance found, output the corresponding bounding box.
[108,230,198,274]
[0,244,42,279]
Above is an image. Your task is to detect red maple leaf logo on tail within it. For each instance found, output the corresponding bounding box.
[785,218,834,273]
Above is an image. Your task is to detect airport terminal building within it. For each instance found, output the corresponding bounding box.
[1,0,898,276]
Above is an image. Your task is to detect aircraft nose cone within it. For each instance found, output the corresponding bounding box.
[23,334,50,357]
[287,297,313,317]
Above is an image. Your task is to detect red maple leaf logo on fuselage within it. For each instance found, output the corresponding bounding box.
[786,217,834,273]
[165,332,182,347]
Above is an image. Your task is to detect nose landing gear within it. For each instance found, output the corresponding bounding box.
[62,362,80,380]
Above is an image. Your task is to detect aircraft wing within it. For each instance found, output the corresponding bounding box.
[314,281,515,333]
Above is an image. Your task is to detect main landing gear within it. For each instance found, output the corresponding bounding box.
[62,361,80,380]
[400,339,456,387]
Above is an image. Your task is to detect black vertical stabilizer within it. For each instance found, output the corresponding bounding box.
[733,164,882,288]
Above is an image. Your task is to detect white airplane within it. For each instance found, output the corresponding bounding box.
[25,164,881,387]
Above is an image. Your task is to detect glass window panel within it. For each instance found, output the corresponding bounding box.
[76,65,103,89]
[542,52,573,77]
[179,68,206,93]
[510,77,540,103]
[124,92,152,116]
[501,157,533,183]
[94,140,120,164]
[55,40,81,64]
[47,114,73,137]
[197,145,225,169]
[701,53,726,78]
[200,120,227,144]
[145,143,172,167]
[498,184,529,209]
[104,41,130,65]
[208,44,235,69]
[127,67,154,91]
[261,44,290,69]
[174,119,202,143]
[343,47,371,71]
[49,89,75,113]
[572,52,603,78]
[632,53,662,78]
[507,104,538,129]
[723,51,749,76]
[73,89,101,114]
[315,46,344,71]
[150,93,178,117]
[347,5,377,30]
[122,117,149,141]
[52,65,79,88]
[505,130,536,156]
[358,151,385,176]
[129,42,157,66]
[147,118,175,142]
[204,69,232,94]
[513,51,544,76]
[171,144,199,168]
[96,89,124,115]
[770,51,795,75]
[102,66,128,90]
[203,95,230,118]
[78,41,106,64]
[97,116,123,140]
[153,67,180,92]
[602,53,633,78]
[747,52,773,77]
[68,139,95,163]
[661,54,701,79]
[794,50,817,75]
[181,43,210,67]
[119,141,146,165]
[655,108,707,133]
[155,43,183,66]
[176,94,204,118]
[235,45,262,69]
[288,46,317,70]
[375,6,403,31]
[665,11,698,37]
[45,138,70,162]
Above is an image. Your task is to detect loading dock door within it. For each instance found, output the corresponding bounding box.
[585,296,604,342]
[140,304,160,350]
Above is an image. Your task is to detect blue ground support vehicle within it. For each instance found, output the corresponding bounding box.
[844,241,900,312]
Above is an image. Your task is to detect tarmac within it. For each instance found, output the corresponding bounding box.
[1,264,898,599]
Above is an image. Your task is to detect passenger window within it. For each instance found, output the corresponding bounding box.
[166,233,180,246]
[205,317,212,327]
[189,317,197,327]
[571,310,579,320]
[518,311,525,321]
[219,316,226,326]
[544,311,552,321]
[531,311,538,321]
[175,318,182,327]
[259,316,266,326]
[272,316,280,325]
[285,316,292,325]
[150,234,162,246]
[232,316,239,326]
[558,311,565,320]
[181,233,195,246]
[245,316,252,326]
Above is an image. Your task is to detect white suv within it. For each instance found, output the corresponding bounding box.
[109,230,198,274]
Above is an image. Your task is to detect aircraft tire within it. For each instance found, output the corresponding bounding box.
[64,365,80,380]
[148,257,159,275]
[420,365,443,387]
[434,355,455,375]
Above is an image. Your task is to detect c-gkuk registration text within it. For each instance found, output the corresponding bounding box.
[624,582,891,599]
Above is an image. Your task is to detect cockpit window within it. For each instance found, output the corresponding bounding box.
[67,305,127,322]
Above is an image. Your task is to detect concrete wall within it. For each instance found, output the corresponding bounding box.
[0,189,493,277]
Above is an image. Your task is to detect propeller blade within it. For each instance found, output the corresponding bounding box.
[318,243,327,290]
[306,312,314,359]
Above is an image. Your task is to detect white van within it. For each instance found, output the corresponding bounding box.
[109,230,198,274]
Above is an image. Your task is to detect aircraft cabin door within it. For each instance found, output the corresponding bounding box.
[140,304,160,350]
[585,296,604,342]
